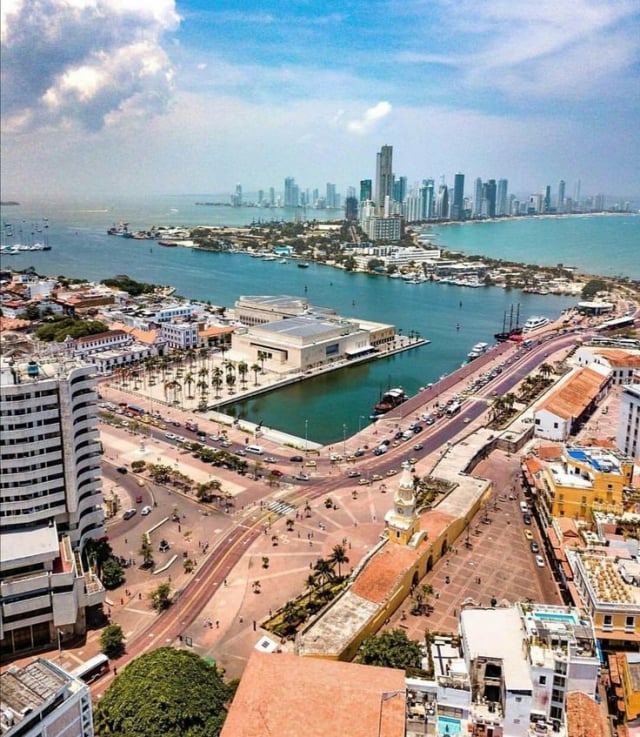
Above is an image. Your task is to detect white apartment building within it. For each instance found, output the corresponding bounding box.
[0,658,94,737]
[617,383,640,459]
[459,604,599,737]
[0,359,105,656]
[160,321,200,350]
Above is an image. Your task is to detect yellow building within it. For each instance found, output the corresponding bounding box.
[538,446,631,522]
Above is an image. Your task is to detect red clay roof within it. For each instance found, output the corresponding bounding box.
[566,691,607,737]
[221,652,406,737]
[537,367,608,420]
[593,349,640,368]
[352,544,419,603]
[537,445,564,461]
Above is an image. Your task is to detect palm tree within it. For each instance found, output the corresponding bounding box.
[328,544,349,578]
[257,350,268,374]
[237,361,249,387]
[313,557,334,586]
[539,362,554,380]
[225,370,236,394]
[211,367,223,398]
[251,363,261,386]
[184,372,195,398]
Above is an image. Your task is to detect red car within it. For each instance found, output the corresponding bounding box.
[271,469,284,477]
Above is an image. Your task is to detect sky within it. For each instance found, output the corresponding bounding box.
[1,0,639,201]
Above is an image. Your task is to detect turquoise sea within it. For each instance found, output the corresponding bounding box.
[1,196,638,442]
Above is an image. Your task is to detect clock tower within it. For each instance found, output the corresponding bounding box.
[384,461,419,546]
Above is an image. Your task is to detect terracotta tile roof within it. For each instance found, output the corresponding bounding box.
[593,349,640,368]
[221,652,406,737]
[566,691,607,737]
[557,518,581,538]
[0,317,31,332]
[537,368,608,420]
[198,325,234,337]
[352,545,419,603]
[537,445,564,461]
[105,321,159,345]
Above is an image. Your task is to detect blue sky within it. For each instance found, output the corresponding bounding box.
[2,0,639,200]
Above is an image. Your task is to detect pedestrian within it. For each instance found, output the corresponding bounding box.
[138,592,142,600]
[216,620,220,628]
[124,538,127,544]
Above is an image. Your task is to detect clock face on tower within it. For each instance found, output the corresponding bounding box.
[397,507,403,515]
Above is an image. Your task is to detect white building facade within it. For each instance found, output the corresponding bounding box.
[617,383,640,459]
[0,359,105,656]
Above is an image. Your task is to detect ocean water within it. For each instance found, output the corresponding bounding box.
[1,196,635,442]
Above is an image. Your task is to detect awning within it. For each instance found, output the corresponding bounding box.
[345,346,374,358]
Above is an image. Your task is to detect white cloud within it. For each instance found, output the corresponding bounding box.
[1,0,180,132]
[347,101,392,134]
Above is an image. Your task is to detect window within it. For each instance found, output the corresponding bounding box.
[539,675,547,685]
[603,615,612,630]
[626,616,635,629]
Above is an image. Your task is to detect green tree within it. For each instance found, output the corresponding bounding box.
[100,623,125,658]
[140,534,154,569]
[150,582,172,611]
[581,278,608,300]
[94,647,231,737]
[328,543,349,578]
[101,557,125,590]
[357,628,424,671]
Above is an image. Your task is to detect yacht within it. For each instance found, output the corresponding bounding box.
[467,342,489,361]
[522,316,550,333]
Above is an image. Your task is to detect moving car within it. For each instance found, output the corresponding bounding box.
[140,505,152,516]
[123,508,136,520]
[413,443,424,451]
[294,473,310,481]
[116,466,128,474]
[289,455,304,463]
[347,470,361,478]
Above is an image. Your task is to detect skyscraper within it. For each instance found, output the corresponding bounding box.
[326,183,336,208]
[392,176,407,205]
[483,179,497,218]
[544,185,551,213]
[496,179,508,216]
[451,173,465,220]
[473,177,483,218]
[284,177,298,208]
[360,179,372,202]
[557,180,566,213]
[345,196,358,221]
[375,145,393,213]
[420,179,434,220]
[0,358,105,655]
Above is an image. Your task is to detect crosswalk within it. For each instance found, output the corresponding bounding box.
[267,500,296,517]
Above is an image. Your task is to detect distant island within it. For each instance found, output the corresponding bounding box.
[0,201,20,206]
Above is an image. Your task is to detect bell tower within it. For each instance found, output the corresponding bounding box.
[384,462,419,546]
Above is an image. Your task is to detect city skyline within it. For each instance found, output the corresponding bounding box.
[1,0,639,199]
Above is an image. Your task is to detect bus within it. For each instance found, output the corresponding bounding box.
[71,653,109,683]
[126,404,145,417]
[446,401,462,417]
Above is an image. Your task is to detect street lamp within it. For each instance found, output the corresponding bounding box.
[342,424,347,457]
[304,419,308,455]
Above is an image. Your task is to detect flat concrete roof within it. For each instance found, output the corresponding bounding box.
[254,315,348,339]
[0,525,59,568]
[460,607,532,692]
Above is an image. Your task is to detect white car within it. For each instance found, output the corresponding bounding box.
[535,555,545,568]
[140,505,152,516]
[164,432,176,440]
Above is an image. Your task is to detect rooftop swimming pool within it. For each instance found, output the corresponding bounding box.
[438,716,462,735]
[533,611,577,624]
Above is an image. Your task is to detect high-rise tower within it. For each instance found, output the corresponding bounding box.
[496,179,508,216]
[0,358,105,656]
[557,180,566,213]
[452,173,465,220]
[375,145,393,214]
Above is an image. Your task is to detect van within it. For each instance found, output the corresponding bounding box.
[246,444,264,455]
[520,501,529,514]
[402,430,414,441]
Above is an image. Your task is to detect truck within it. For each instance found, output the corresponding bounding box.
[185,419,199,432]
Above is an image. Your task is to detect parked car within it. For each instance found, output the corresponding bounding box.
[270,469,284,477]
[123,508,136,520]
[140,505,152,516]
[530,541,540,554]
[413,425,423,433]
[116,466,128,474]
[353,449,365,457]
[535,555,545,567]
[524,529,533,540]
[264,456,277,463]
[305,459,317,467]
[523,513,532,525]
[347,470,361,478]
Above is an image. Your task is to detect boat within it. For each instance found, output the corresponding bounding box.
[262,255,277,261]
[297,262,309,268]
[467,342,489,360]
[373,387,407,415]
[495,304,522,342]
[405,274,427,284]
[279,258,287,264]
[522,316,550,333]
